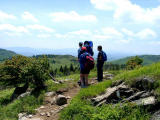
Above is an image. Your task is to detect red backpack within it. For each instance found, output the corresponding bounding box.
[85,55,95,71]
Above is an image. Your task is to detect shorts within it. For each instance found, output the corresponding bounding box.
[80,69,90,74]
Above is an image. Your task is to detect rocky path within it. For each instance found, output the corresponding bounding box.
[19,86,80,120]
[18,73,113,120]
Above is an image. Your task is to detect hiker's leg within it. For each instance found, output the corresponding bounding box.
[85,74,88,86]
[101,62,104,81]
[80,74,85,87]
[99,63,103,81]
[97,63,100,81]
[97,63,102,82]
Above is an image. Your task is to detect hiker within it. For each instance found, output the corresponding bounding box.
[79,47,94,87]
[78,42,83,60]
[84,41,94,56]
[97,45,107,82]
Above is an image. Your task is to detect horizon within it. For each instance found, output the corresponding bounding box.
[1,0,160,54]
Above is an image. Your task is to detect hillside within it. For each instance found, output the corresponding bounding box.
[0,48,17,61]
[33,54,78,69]
[110,55,160,65]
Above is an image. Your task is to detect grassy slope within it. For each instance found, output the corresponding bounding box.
[60,62,160,120]
[110,55,160,65]
[0,48,17,61]
[113,62,160,100]
[60,80,149,120]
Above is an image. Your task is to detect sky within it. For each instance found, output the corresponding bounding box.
[0,0,160,54]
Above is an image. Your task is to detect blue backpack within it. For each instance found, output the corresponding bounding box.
[102,51,107,62]
[84,41,94,56]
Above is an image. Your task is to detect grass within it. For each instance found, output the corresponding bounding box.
[59,63,160,120]
[113,62,160,100]
[0,73,81,120]
[0,91,44,120]
[60,80,149,120]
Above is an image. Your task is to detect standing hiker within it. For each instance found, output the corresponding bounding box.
[97,45,107,82]
[79,47,94,87]
[78,42,83,60]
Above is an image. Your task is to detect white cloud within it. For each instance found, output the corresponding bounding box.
[37,34,52,38]
[102,27,123,37]
[26,24,55,32]
[122,28,157,39]
[0,24,28,33]
[121,28,134,36]
[68,29,92,35]
[22,11,38,22]
[0,11,16,21]
[91,0,160,24]
[50,11,97,22]
[136,28,157,39]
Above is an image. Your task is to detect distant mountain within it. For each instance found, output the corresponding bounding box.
[110,55,160,65]
[4,47,133,61]
[0,48,17,61]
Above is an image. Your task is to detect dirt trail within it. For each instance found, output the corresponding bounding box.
[25,78,96,120]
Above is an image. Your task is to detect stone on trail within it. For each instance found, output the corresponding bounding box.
[45,91,56,97]
[46,112,51,117]
[56,95,67,106]
[40,112,45,116]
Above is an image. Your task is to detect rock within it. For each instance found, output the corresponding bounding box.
[132,77,154,91]
[123,91,145,102]
[46,112,51,117]
[17,92,31,99]
[103,74,114,80]
[39,106,45,109]
[40,112,45,116]
[91,82,126,106]
[28,114,33,118]
[132,96,157,106]
[151,110,160,120]
[45,91,56,97]
[18,113,27,120]
[56,95,67,106]
[66,96,71,99]
[51,97,56,105]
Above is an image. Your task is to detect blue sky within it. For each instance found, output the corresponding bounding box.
[0,0,160,54]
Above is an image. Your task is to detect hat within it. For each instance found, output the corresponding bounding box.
[81,47,87,51]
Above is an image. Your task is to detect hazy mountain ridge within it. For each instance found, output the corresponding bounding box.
[4,47,133,61]
[110,55,160,65]
[0,48,17,61]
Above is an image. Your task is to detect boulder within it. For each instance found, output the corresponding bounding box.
[132,96,157,106]
[132,77,154,91]
[17,92,31,99]
[56,95,67,106]
[91,82,127,106]
[45,91,56,97]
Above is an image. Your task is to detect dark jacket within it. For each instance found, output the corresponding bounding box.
[97,51,103,63]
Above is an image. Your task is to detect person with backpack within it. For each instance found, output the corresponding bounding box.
[79,47,94,88]
[84,41,94,56]
[78,42,83,60]
[97,45,107,82]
